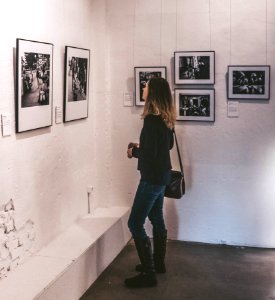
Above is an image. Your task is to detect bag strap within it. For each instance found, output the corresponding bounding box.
[172,128,184,174]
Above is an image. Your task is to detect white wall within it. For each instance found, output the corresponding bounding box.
[104,0,275,248]
[0,0,109,256]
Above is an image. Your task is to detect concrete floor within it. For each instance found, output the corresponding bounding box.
[80,240,275,300]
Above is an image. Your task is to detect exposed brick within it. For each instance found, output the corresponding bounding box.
[4,200,15,212]
[0,226,5,235]
[0,245,10,260]
[0,232,8,244]
[9,257,19,271]
[4,219,15,234]
[0,200,35,280]
[0,267,7,279]
[10,247,23,260]
[5,238,19,250]
[0,212,8,225]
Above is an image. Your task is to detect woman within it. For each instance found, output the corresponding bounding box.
[125,77,176,288]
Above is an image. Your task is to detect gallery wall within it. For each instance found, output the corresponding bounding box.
[103,0,275,248]
[0,0,108,256]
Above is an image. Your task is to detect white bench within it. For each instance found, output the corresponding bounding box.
[0,206,131,300]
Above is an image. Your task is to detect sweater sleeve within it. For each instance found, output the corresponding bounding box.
[132,146,139,158]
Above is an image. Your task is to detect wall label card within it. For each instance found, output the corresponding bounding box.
[227,101,239,118]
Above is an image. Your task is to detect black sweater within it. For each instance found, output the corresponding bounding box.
[132,115,174,185]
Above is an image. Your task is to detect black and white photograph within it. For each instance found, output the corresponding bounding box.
[227,65,270,100]
[135,67,166,105]
[64,46,90,122]
[174,51,215,84]
[16,38,53,132]
[175,89,215,122]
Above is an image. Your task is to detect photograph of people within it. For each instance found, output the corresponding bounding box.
[67,56,88,101]
[21,52,50,108]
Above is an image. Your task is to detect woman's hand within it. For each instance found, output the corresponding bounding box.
[127,147,133,159]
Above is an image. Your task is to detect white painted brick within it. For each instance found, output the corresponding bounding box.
[28,229,36,241]
[0,232,8,244]
[23,238,32,251]
[0,212,8,225]
[0,226,5,235]
[10,246,23,260]
[9,257,19,271]
[6,231,16,241]
[0,245,10,260]
[0,267,8,279]
[0,200,35,279]
[25,220,34,231]
[5,238,19,250]
[17,229,28,245]
[4,219,15,234]
[4,199,15,212]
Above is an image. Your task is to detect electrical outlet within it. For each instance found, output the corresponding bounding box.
[87,186,93,193]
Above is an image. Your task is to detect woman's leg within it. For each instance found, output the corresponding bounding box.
[148,191,166,236]
[128,181,165,239]
[148,191,167,273]
[125,181,165,288]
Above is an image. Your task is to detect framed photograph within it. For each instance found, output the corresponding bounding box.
[16,38,53,132]
[175,89,215,122]
[135,67,166,105]
[174,51,215,85]
[227,65,270,100]
[64,46,90,122]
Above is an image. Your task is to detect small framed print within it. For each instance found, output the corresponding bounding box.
[64,46,90,122]
[16,38,53,132]
[174,51,215,85]
[175,89,215,122]
[134,67,166,106]
[227,65,270,100]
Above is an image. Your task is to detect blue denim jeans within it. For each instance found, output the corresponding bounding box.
[128,180,167,240]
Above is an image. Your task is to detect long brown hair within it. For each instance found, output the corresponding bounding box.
[141,77,176,129]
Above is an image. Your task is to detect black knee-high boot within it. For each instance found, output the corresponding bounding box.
[153,230,167,273]
[125,237,157,288]
[136,230,167,273]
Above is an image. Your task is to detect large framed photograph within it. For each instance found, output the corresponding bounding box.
[227,65,270,100]
[64,46,90,122]
[135,67,166,106]
[175,89,215,122]
[174,51,215,85]
[16,38,53,132]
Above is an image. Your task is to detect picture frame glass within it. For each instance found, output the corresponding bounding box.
[64,46,90,122]
[135,67,166,106]
[174,51,215,85]
[16,38,53,132]
[175,89,215,122]
[227,66,270,100]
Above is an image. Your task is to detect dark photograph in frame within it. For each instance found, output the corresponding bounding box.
[16,38,53,132]
[175,89,215,122]
[134,67,166,106]
[227,65,270,100]
[64,46,90,122]
[174,51,215,85]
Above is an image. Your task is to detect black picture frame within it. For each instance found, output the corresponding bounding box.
[16,38,53,132]
[175,88,215,122]
[64,46,90,122]
[134,66,167,106]
[174,51,215,85]
[227,65,270,100]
